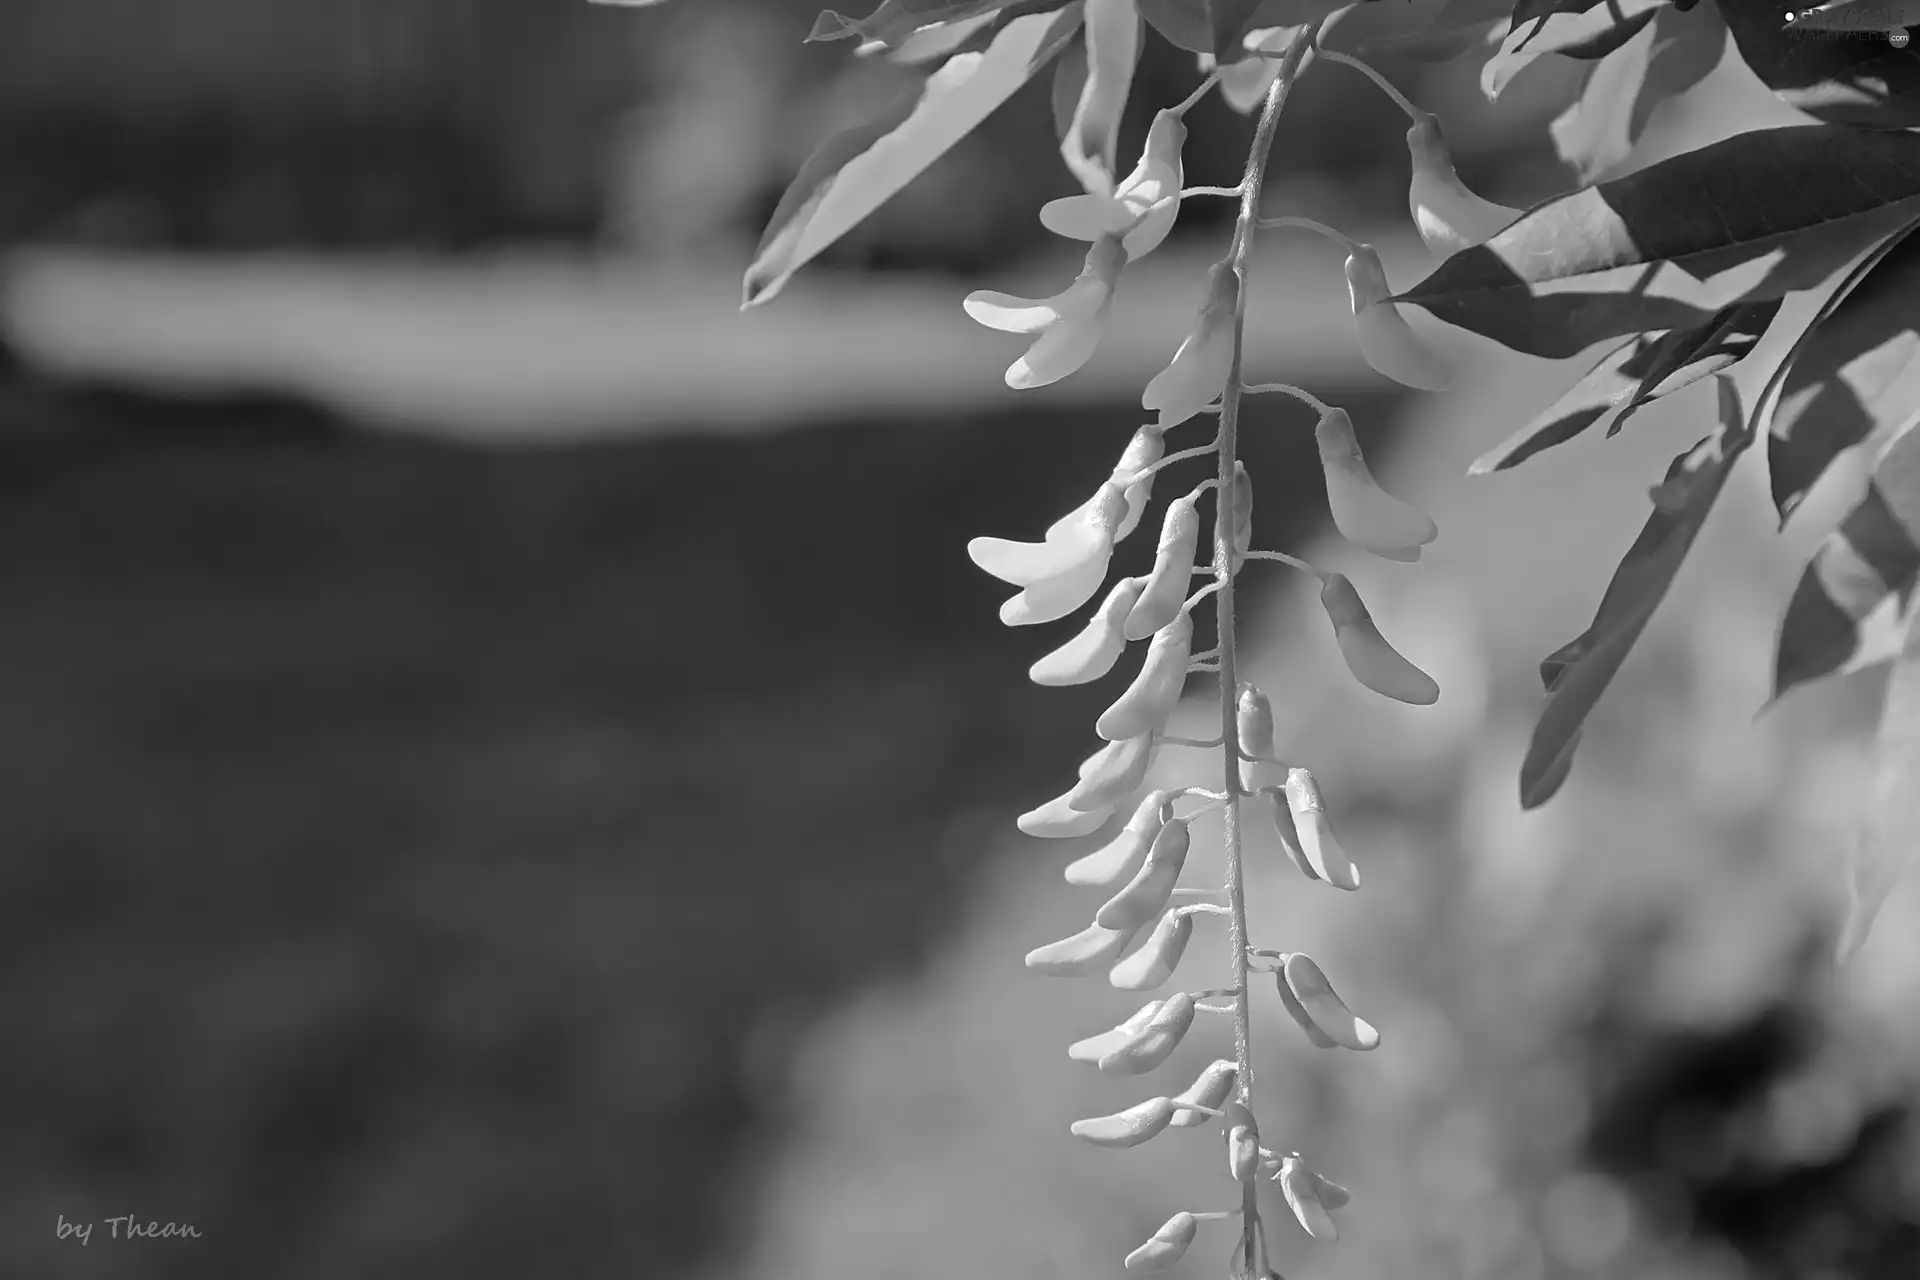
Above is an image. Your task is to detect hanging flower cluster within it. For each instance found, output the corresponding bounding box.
[956,12,1491,1276]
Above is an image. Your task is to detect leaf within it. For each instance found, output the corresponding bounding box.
[1137,0,1266,54]
[1470,300,1780,473]
[810,0,1042,44]
[1482,0,1670,101]
[745,6,1086,308]
[1549,0,1727,185]
[1723,1,1920,130]
[1773,414,1920,702]
[1137,0,1353,55]
[1521,231,1904,807]
[1839,597,1920,961]
[1051,33,1090,140]
[1393,125,1920,358]
[1353,0,1511,58]
[1770,226,1920,525]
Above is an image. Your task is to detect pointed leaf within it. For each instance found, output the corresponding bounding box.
[1773,416,1920,701]
[1524,232,1905,806]
[1839,598,1920,962]
[1549,1,1725,185]
[1771,226,1920,525]
[746,6,1085,307]
[1482,0,1669,102]
[1471,301,1781,474]
[1724,2,1920,129]
[809,0,1040,45]
[1393,125,1920,359]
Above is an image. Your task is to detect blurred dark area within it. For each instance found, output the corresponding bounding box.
[0,3,1913,1279]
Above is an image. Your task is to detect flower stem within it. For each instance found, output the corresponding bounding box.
[1219,28,1313,1274]
[1315,49,1421,120]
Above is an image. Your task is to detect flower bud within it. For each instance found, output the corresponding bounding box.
[1273,963,1340,1048]
[1066,789,1175,889]
[1041,109,1186,260]
[1406,112,1518,257]
[1279,1155,1340,1241]
[1096,816,1190,930]
[1281,953,1380,1050]
[1070,1094,1178,1147]
[966,234,1127,388]
[1108,425,1167,541]
[1097,611,1194,740]
[1319,572,1440,705]
[1224,1101,1261,1183]
[1315,406,1438,562]
[1124,495,1201,641]
[1283,768,1359,891]
[1344,244,1451,392]
[1026,920,1140,976]
[1069,998,1165,1063]
[1071,732,1156,812]
[1031,576,1146,687]
[1109,907,1193,991]
[1142,262,1239,429]
[1017,792,1113,838]
[1263,789,1319,881]
[1168,1059,1237,1127]
[1060,0,1141,197]
[1229,461,1253,556]
[1235,684,1276,792]
[1097,990,1195,1075]
[1124,1211,1198,1272]
[971,482,1128,587]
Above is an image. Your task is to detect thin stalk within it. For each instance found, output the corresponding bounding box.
[1217,29,1313,1274]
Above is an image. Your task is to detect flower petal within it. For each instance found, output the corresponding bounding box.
[1039,192,1136,241]
[1345,246,1452,391]
[1031,575,1145,686]
[1125,494,1202,641]
[1316,406,1438,559]
[1142,261,1239,427]
[1406,112,1518,256]
[1319,572,1440,705]
[1109,908,1192,991]
[1096,611,1195,739]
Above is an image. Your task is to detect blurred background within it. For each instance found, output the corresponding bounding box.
[0,2,1915,1278]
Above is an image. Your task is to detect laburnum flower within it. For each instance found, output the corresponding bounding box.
[965,233,1127,389]
[1059,0,1141,197]
[1343,244,1451,392]
[1142,261,1239,428]
[1314,406,1438,562]
[1406,112,1519,257]
[970,481,1130,626]
[1040,108,1187,261]
[1318,571,1440,705]
[1197,25,1299,114]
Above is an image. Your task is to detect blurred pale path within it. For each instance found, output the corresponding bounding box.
[720,325,1920,1280]
[0,233,1428,440]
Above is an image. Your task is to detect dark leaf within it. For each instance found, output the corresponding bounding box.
[1773,416,1920,700]
[1393,124,1920,358]
[1770,225,1920,524]
[1470,300,1780,473]
[810,0,1046,44]
[1051,34,1090,140]
[1482,0,1669,100]
[1549,0,1727,184]
[1522,384,1750,806]
[1521,231,1902,807]
[1137,0,1265,55]
[747,7,1084,307]
[1839,591,1920,962]
[1723,1,1920,130]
